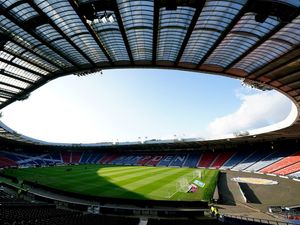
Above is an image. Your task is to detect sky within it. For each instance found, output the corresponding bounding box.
[0,69,294,143]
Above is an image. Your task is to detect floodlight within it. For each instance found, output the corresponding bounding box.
[107,14,115,23]
[100,15,107,23]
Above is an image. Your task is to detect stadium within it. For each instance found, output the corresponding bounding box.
[0,0,300,224]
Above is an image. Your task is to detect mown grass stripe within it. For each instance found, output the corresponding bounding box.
[100,167,190,197]
[78,167,170,193]
[2,165,219,201]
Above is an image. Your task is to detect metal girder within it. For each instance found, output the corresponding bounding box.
[0,81,25,91]
[4,0,27,12]
[197,2,250,67]
[251,50,300,82]
[27,1,97,67]
[0,6,80,68]
[226,15,300,72]
[0,57,44,77]
[152,0,160,64]
[67,0,114,65]
[113,0,133,63]
[5,37,64,71]
[277,74,300,89]
[265,70,300,85]
[1,49,51,74]
[0,76,48,110]
[0,69,35,85]
[0,88,17,96]
[175,1,205,65]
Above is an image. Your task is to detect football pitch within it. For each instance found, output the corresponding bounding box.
[3,165,219,201]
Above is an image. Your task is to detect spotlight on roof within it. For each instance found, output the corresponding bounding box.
[107,14,115,23]
[255,13,268,23]
[100,15,107,24]
[166,0,177,10]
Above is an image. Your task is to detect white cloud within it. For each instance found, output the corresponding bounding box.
[205,90,293,138]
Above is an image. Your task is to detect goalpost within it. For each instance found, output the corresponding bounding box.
[193,170,202,179]
[176,177,189,192]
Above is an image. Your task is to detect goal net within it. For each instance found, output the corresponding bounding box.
[193,170,202,179]
[176,177,190,192]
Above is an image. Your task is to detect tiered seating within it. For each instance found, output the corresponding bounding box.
[210,151,234,169]
[197,152,218,168]
[99,154,119,164]
[0,189,26,203]
[111,155,128,165]
[61,152,71,164]
[79,151,91,163]
[89,153,104,164]
[182,153,201,167]
[50,152,62,162]
[145,155,164,166]
[272,162,300,176]
[240,150,274,172]
[71,152,82,163]
[127,155,143,165]
[137,155,153,165]
[0,156,18,167]
[157,154,176,166]
[246,149,296,172]
[169,154,188,167]
[220,151,253,170]
[289,171,300,179]
[122,155,136,165]
[260,151,300,173]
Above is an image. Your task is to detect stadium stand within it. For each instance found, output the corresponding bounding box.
[289,171,300,179]
[137,155,153,166]
[197,152,218,168]
[71,152,82,164]
[79,151,91,164]
[50,152,63,163]
[128,155,144,165]
[183,153,201,168]
[0,156,18,167]
[0,187,140,225]
[145,155,164,166]
[240,150,274,172]
[157,154,176,166]
[1,150,300,179]
[245,149,296,172]
[260,151,300,173]
[272,162,300,176]
[220,152,253,170]
[169,154,188,167]
[210,151,234,169]
[61,152,71,164]
[99,153,119,164]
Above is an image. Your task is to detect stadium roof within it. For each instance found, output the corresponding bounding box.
[0,0,300,146]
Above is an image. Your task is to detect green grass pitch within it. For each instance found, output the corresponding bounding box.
[3,165,219,201]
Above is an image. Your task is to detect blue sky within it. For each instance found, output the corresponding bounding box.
[1,69,293,143]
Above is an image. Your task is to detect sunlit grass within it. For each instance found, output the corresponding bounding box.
[3,165,219,201]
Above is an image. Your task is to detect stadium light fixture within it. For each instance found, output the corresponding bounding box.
[107,14,114,23]
[100,15,107,24]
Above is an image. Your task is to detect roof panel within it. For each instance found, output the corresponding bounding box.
[35,24,90,65]
[117,0,153,61]
[0,15,73,69]
[204,13,279,68]
[233,15,300,73]
[9,3,39,22]
[157,6,195,62]
[180,0,246,64]
[34,0,108,63]
[90,11,130,62]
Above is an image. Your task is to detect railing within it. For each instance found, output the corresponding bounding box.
[223,214,296,225]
